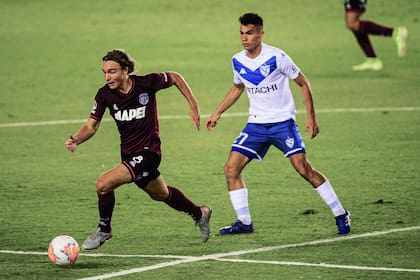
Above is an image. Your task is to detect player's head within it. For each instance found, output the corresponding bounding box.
[102,49,136,74]
[239,13,263,30]
[238,13,264,52]
[102,49,136,90]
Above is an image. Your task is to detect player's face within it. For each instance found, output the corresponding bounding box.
[240,24,264,53]
[102,60,129,90]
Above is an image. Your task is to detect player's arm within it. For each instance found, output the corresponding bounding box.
[167,71,200,130]
[65,118,100,153]
[293,72,319,139]
[206,83,245,131]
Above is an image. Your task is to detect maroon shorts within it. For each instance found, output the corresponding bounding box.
[122,151,161,188]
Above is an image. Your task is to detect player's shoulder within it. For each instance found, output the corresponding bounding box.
[232,49,246,61]
[96,84,110,96]
[133,72,169,82]
[263,43,288,58]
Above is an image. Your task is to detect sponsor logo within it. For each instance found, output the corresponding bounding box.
[247,83,278,94]
[239,68,247,74]
[114,107,146,121]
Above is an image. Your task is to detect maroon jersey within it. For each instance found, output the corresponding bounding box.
[90,72,173,155]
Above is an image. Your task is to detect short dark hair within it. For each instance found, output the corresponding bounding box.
[102,49,136,73]
[239,13,263,27]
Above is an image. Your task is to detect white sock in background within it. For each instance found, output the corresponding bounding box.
[229,188,252,225]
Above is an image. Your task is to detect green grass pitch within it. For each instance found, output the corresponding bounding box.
[0,0,419,279]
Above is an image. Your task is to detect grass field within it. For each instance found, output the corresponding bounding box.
[1,0,419,279]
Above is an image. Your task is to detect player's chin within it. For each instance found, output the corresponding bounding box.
[107,82,117,89]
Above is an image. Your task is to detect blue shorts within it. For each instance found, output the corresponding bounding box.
[231,119,306,160]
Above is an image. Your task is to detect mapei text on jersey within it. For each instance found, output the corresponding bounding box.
[114,107,146,121]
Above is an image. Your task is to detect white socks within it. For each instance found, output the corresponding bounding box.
[316,181,346,217]
[228,182,344,223]
[229,188,252,225]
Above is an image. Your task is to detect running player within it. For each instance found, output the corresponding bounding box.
[345,0,407,71]
[206,13,350,235]
[65,49,212,249]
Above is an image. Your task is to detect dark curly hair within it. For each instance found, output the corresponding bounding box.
[102,49,136,74]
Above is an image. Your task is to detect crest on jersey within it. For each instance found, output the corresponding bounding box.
[285,137,295,148]
[233,56,277,86]
[139,93,149,105]
[260,64,270,77]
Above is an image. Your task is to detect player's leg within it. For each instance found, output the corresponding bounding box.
[393,26,408,57]
[219,151,255,234]
[288,154,350,234]
[143,175,203,220]
[83,163,132,250]
[345,10,362,32]
[345,1,383,71]
[142,175,212,243]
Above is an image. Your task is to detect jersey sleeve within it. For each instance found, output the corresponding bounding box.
[278,52,300,80]
[147,72,174,92]
[232,59,243,85]
[90,90,106,122]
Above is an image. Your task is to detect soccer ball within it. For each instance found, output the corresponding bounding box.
[48,235,80,266]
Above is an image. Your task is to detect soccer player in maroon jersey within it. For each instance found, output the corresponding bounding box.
[345,0,407,71]
[65,49,212,249]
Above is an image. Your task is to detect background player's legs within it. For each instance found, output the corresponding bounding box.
[346,11,383,71]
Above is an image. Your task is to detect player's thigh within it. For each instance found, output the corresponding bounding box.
[225,151,251,176]
[231,123,270,161]
[270,120,306,157]
[97,163,132,194]
[345,11,362,30]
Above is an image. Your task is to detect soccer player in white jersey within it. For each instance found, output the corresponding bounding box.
[206,13,351,235]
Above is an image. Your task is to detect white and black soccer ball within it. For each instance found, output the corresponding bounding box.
[48,235,80,266]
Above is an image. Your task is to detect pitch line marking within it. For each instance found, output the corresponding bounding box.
[0,106,419,128]
[77,225,420,280]
[217,258,420,273]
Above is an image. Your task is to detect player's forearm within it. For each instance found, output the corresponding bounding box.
[301,86,316,120]
[170,72,199,110]
[73,123,98,145]
[214,84,244,116]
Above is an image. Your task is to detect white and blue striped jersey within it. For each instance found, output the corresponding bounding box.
[232,43,300,124]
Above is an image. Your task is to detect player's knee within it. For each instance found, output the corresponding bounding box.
[346,21,359,32]
[224,163,239,178]
[96,178,111,195]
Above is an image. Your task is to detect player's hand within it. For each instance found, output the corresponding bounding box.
[65,135,78,153]
[206,113,220,131]
[305,119,319,139]
[189,107,201,131]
